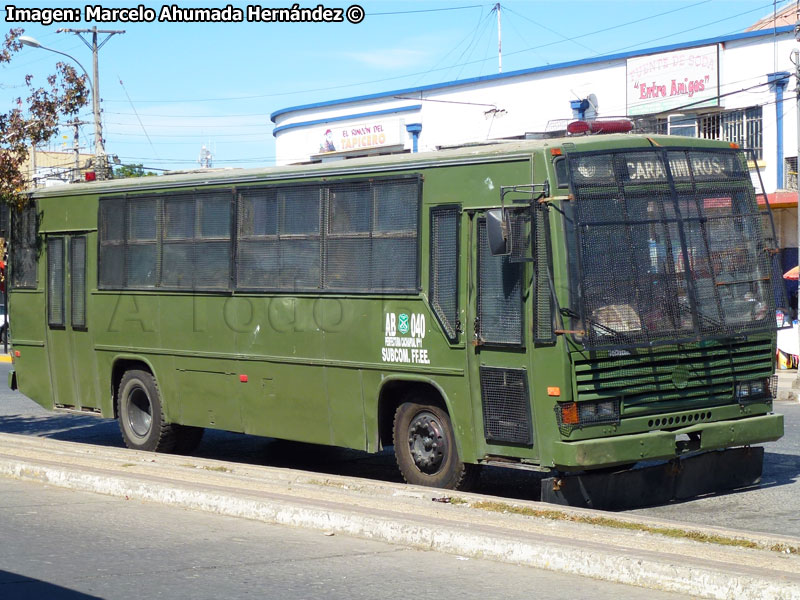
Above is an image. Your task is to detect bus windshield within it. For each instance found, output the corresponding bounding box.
[564,147,782,349]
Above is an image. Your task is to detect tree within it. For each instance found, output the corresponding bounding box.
[113,163,157,178]
[0,28,88,208]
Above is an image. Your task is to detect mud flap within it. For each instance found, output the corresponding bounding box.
[540,446,764,511]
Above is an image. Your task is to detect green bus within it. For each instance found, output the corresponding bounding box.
[7,128,786,504]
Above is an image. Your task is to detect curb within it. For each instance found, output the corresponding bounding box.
[0,434,798,599]
[0,354,11,363]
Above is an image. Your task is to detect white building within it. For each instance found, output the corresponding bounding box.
[271,20,799,271]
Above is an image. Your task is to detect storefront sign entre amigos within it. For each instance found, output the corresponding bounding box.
[626,45,719,116]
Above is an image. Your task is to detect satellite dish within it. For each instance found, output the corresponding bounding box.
[585,94,599,120]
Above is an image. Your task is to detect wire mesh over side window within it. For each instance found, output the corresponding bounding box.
[532,205,555,344]
[47,237,65,328]
[161,192,232,290]
[477,219,523,346]
[430,206,460,342]
[236,186,321,291]
[99,191,233,291]
[98,197,125,289]
[126,197,158,288]
[325,179,419,293]
[10,202,38,290]
[70,236,87,329]
[235,177,419,294]
[371,179,419,292]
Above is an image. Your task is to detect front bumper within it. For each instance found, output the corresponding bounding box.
[551,413,783,470]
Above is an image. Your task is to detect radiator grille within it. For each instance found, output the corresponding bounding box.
[573,337,774,415]
[480,366,532,445]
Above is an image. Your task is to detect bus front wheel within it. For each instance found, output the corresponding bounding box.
[117,369,177,453]
[393,401,477,490]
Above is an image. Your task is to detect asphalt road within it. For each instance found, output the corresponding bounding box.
[1,362,798,538]
[0,477,691,600]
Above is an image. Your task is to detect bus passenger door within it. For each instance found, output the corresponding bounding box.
[45,234,94,410]
[466,212,538,462]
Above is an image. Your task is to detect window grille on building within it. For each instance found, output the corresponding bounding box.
[699,107,763,159]
[785,156,798,190]
[636,107,763,161]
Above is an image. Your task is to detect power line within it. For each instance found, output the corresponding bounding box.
[102,2,773,105]
[501,4,599,56]
[368,4,483,16]
[603,1,781,55]
[117,75,159,159]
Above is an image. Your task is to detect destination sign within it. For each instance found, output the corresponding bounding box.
[570,151,741,183]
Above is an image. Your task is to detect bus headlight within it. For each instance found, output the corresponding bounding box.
[555,399,620,433]
[735,378,772,403]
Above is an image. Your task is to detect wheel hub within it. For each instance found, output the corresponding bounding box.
[407,412,446,474]
[127,386,153,438]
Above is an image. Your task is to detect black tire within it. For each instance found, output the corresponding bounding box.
[393,401,478,490]
[117,369,177,452]
[173,425,205,454]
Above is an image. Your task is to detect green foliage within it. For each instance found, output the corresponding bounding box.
[0,28,89,207]
[113,163,157,179]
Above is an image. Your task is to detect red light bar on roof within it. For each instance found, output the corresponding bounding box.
[567,119,633,135]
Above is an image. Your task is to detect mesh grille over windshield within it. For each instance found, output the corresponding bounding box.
[566,147,785,350]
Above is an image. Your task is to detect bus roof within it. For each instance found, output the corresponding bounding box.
[28,133,737,198]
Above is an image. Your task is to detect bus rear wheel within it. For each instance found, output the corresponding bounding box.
[117,369,178,453]
[393,401,477,490]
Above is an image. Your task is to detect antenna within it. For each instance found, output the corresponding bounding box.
[198,144,213,169]
[495,3,502,73]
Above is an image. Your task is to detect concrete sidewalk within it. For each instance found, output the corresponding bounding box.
[776,368,800,402]
[0,432,798,599]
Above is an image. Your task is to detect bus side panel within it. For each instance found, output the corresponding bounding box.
[14,346,54,411]
[73,232,102,411]
[325,366,366,449]
[174,356,242,433]
[9,265,53,410]
[239,361,329,444]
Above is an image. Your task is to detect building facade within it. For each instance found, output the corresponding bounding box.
[271,22,800,277]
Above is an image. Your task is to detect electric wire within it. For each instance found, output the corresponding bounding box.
[117,75,160,159]
[99,2,779,105]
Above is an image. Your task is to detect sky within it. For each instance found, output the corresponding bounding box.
[1,0,796,173]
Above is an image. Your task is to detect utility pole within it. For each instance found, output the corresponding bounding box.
[67,119,88,182]
[57,27,125,180]
[794,46,800,390]
[495,3,502,73]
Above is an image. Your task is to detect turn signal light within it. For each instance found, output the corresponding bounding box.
[559,402,579,425]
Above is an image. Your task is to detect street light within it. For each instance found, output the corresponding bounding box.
[19,34,107,178]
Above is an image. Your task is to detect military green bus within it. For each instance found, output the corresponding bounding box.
[7,127,786,504]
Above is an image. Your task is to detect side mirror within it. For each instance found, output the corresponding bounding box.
[487,208,511,255]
